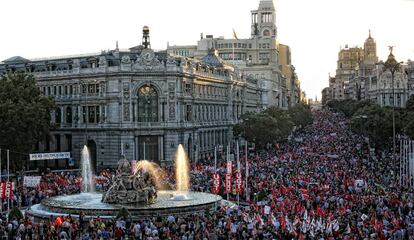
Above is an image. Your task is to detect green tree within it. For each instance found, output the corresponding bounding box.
[327,99,373,117]
[402,95,414,138]
[234,107,294,149]
[350,105,401,149]
[8,207,23,220]
[405,95,414,111]
[0,72,54,169]
[287,102,313,129]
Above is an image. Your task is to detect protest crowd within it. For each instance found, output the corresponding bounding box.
[0,110,413,239]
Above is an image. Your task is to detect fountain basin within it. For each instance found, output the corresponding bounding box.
[26,191,223,221]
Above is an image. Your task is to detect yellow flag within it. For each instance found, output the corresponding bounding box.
[232,29,238,40]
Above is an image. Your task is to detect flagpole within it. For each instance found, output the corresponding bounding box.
[227,145,229,201]
[143,142,146,160]
[0,148,2,214]
[6,150,9,215]
[245,141,248,201]
[236,141,240,205]
[232,43,235,66]
[214,146,217,174]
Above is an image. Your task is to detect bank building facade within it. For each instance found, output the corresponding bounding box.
[0,27,263,170]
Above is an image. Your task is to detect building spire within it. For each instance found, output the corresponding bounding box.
[116,40,119,50]
[369,29,371,38]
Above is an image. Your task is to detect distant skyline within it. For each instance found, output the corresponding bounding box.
[0,0,413,99]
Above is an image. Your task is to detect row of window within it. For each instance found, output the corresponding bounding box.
[41,83,102,97]
[198,129,229,150]
[42,85,77,96]
[190,103,243,122]
[217,42,272,49]
[259,43,271,49]
[34,134,72,153]
[172,50,191,57]
[82,106,101,123]
[219,53,247,61]
[54,105,104,124]
[259,52,270,61]
[193,84,227,98]
[217,43,251,49]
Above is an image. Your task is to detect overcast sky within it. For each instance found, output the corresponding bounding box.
[0,0,413,99]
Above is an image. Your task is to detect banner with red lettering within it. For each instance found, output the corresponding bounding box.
[0,182,5,199]
[235,172,243,193]
[212,174,220,194]
[4,182,13,200]
[226,161,232,175]
[225,174,232,193]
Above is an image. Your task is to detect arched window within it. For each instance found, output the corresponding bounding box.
[263,29,270,37]
[66,107,72,123]
[137,85,158,122]
[55,107,62,124]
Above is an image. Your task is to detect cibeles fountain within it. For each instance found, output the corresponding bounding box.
[27,144,223,221]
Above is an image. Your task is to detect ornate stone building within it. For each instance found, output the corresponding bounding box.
[324,31,378,103]
[0,27,263,170]
[323,32,414,109]
[167,0,301,109]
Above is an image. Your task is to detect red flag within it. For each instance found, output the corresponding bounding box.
[0,182,4,199]
[235,172,243,193]
[370,214,375,227]
[212,174,220,194]
[280,215,286,230]
[5,182,13,200]
[226,161,232,175]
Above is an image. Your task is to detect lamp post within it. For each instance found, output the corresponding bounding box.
[383,46,401,180]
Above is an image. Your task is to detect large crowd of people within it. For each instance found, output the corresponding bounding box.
[0,110,413,239]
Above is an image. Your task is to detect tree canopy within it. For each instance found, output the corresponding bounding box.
[287,102,313,129]
[0,72,54,168]
[234,105,311,149]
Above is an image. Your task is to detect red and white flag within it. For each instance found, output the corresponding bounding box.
[212,173,220,194]
[235,172,243,193]
[225,174,232,193]
[0,182,5,199]
[5,182,13,200]
[226,160,232,175]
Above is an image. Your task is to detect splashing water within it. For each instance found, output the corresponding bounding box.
[134,160,166,190]
[81,145,95,193]
[175,144,190,193]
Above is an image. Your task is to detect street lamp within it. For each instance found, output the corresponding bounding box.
[383,46,402,179]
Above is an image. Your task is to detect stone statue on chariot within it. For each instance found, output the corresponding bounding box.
[102,156,157,204]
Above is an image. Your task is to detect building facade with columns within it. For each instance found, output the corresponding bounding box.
[167,0,301,109]
[0,28,263,170]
